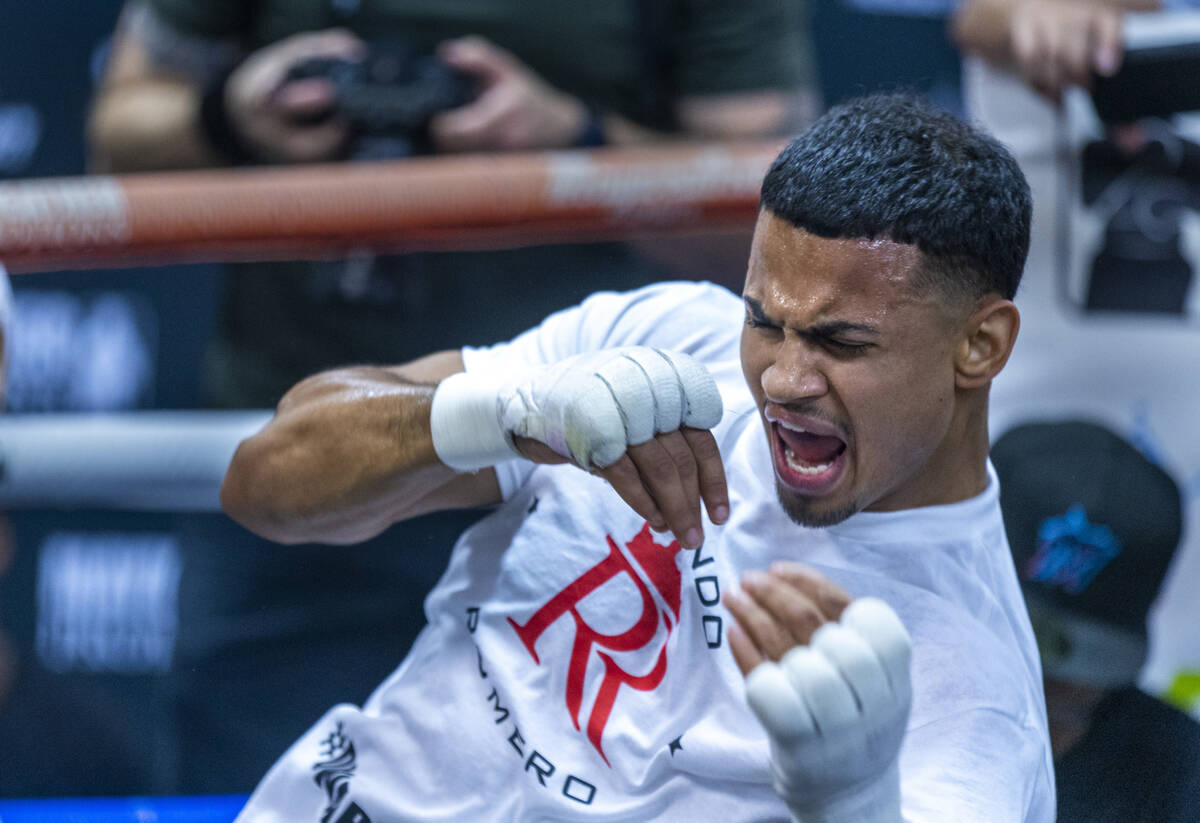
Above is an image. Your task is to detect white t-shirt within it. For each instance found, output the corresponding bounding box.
[236,281,1055,823]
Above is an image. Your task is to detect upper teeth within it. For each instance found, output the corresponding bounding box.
[785,447,831,475]
[777,421,808,433]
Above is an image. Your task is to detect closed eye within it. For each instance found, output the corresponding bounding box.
[743,296,876,354]
[819,337,872,355]
[743,297,781,333]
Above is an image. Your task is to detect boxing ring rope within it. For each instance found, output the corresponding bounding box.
[0,411,272,511]
[0,142,775,512]
[0,141,779,273]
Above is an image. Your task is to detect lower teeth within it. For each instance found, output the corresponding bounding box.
[784,447,832,475]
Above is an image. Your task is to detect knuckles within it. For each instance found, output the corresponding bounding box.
[746,597,913,741]
[779,600,826,640]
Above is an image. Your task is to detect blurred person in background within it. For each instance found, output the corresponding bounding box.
[992,421,1200,823]
[89,2,815,171]
[958,0,1200,757]
[82,0,818,794]
[952,0,1199,103]
[951,0,1200,303]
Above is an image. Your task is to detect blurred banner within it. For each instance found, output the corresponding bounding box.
[0,794,246,822]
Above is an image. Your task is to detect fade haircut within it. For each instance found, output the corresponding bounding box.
[760,93,1031,302]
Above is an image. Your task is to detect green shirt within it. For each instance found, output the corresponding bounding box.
[148,0,812,122]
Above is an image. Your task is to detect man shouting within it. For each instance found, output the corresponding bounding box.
[223,93,1054,822]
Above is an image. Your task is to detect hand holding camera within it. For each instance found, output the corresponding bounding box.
[429,36,593,153]
[284,40,477,158]
[222,28,368,164]
[220,29,591,163]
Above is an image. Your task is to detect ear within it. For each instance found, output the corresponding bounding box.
[954,298,1019,390]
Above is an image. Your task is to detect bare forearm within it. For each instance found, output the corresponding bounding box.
[87,23,227,173]
[954,0,1162,62]
[606,89,815,146]
[1107,0,1160,10]
[89,82,224,172]
[952,0,1020,63]
[221,366,481,545]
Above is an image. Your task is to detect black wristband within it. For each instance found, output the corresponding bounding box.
[198,66,256,165]
[573,106,607,148]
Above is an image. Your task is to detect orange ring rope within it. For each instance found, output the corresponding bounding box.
[0,141,781,274]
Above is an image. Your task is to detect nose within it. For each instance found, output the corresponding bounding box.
[761,338,828,404]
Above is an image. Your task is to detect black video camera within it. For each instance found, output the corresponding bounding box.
[286,42,477,158]
[1090,15,1200,123]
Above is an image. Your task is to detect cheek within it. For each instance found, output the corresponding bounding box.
[739,330,767,399]
[850,358,954,457]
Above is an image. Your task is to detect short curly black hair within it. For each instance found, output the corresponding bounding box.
[760,93,1031,301]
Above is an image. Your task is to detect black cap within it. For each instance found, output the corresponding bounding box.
[992,420,1182,686]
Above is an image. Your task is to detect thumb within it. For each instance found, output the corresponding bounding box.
[512,436,573,466]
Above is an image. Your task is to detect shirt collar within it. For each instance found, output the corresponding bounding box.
[821,461,1003,543]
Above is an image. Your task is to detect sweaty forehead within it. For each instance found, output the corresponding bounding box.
[745,212,927,317]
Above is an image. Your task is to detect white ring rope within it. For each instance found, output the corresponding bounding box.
[0,411,271,511]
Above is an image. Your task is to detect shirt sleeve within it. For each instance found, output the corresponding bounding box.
[143,0,254,39]
[460,280,742,372]
[900,708,1056,822]
[672,0,815,96]
[459,280,744,499]
[125,0,248,84]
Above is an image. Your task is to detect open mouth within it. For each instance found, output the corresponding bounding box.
[770,419,848,494]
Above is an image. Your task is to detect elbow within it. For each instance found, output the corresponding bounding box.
[220,436,310,545]
[85,83,218,173]
[85,99,154,174]
[220,431,382,546]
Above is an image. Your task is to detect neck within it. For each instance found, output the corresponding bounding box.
[915,386,992,508]
[958,390,993,497]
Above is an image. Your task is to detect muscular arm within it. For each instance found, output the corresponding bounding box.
[224,341,729,550]
[220,350,501,546]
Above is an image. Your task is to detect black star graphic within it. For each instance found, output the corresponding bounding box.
[668,736,683,756]
[527,497,539,514]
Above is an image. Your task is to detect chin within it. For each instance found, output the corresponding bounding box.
[775,483,860,529]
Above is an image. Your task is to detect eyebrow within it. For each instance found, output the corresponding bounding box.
[743,296,880,337]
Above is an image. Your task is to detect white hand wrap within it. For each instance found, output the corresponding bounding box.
[429,346,723,471]
[745,598,913,823]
